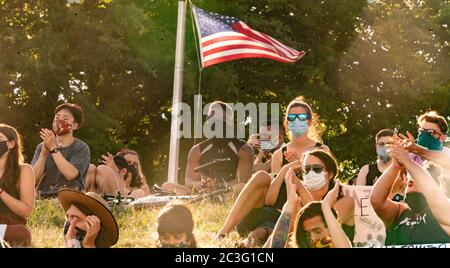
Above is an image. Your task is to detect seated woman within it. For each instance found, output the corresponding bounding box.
[0,124,35,247]
[270,173,352,248]
[58,189,119,248]
[86,148,150,198]
[156,201,197,248]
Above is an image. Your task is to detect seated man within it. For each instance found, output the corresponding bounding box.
[162,101,254,196]
[32,103,90,196]
[58,189,119,248]
[356,129,395,186]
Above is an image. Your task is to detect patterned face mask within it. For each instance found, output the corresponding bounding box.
[53,119,73,136]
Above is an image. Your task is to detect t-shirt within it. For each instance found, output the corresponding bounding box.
[385,207,450,245]
[31,139,90,193]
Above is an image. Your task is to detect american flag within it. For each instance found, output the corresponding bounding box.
[192,6,305,68]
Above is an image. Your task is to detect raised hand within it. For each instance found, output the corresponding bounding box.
[322,181,340,209]
[283,150,298,163]
[40,128,57,151]
[388,143,411,166]
[397,132,420,153]
[101,152,117,171]
[82,215,101,248]
[285,168,301,214]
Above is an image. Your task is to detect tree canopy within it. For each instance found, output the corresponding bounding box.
[1,0,448,183]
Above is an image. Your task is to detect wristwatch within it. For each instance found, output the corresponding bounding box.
[50,147,59,154]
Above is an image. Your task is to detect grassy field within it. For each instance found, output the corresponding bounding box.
[27,198,243,248]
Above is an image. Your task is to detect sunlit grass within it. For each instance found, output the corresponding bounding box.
[28,198,243,248]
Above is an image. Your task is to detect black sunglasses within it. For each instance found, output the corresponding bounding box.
[287,113,309,122]
[303,164,325,174]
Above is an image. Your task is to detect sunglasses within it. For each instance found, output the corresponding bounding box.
[287,113,309,122]
[418,128,443,137]
[303,164,325,174]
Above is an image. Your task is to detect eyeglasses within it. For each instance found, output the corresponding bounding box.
[287,113,309,122]
[418,128,443,137]
[303,164,325,174]
[376,142,393,146]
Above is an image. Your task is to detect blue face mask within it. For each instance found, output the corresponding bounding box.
[417,131,443,151]
[288,120,308,137]
[376,146,391,163]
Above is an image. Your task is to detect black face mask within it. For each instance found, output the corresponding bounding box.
[404,192,428,213]
[159,242,190,248]
[63,220,87,245]
[0,141,8,159]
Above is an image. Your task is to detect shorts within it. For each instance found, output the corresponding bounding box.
[235,206,281,237]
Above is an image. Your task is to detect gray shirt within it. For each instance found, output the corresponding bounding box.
[32,139,90,193]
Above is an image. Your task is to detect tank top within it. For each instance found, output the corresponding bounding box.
[198,138,246,182]
[0,182,26,225]
[385,208,450,245]
[273,142,322,210]
[366,163,382,186]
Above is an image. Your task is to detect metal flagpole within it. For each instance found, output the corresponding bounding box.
[167,0,187,184]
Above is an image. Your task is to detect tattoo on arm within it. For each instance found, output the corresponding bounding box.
[271,212,292,248]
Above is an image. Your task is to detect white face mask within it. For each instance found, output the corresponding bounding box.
[303,171,328,191]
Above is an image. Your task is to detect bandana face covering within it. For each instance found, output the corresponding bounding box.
[416,131,443,151]
[313,236,333,248]
[53,119,73,136]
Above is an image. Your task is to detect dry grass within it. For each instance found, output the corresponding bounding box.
[27,197,243,248]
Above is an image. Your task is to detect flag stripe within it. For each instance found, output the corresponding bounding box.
[203,44,278,57]
[204,52,298,67]
[203,40,278,53]
[202,32,248,43]
[203,48,301,63]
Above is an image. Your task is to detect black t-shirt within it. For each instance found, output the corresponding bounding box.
[32,139,90,193]
[385,208,450,245]
[198,138,246,182]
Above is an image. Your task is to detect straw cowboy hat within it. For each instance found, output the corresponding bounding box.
[57,189,119,248]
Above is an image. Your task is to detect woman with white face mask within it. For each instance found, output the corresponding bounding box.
[265,149,355,247]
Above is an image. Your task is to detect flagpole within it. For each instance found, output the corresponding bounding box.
[167,0,187,184]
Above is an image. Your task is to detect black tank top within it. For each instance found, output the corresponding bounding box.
[385,208,450,245]
[198,138,246,182]
[273,143,322,210]
[366,163,382,186]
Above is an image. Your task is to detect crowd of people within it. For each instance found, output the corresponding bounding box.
[1,97,450,248]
